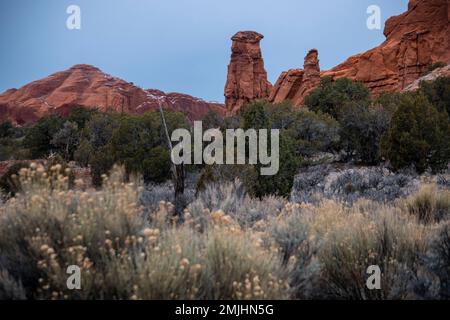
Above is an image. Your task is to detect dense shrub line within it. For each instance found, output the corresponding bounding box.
[1,76,449,197]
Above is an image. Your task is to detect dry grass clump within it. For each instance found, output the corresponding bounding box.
[406,184,450,223]
[425,221,450,299]
[114,215,289,300]
[0,269,27,300]
[0,164,145,299]
[0,164,289,300]
[317,203,428,299]
[262,200,432,299]
[188,180,286,228]
[0,164,449,300]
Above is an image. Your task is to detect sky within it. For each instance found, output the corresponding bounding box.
[0,0,408,102]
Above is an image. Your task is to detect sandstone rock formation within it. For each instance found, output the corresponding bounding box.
[271,0,450,106]
[404,63,450,91]
[269,49,321,105]
[0,64,225,125]
[224,31,272,113]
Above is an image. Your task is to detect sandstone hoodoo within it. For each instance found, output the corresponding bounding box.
[270,0,450,107]
[269,49,321,106]
[224,31,272,113]
[0,64,225,125]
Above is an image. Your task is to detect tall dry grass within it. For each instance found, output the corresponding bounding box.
[405,184,450,223]
[0,164,449,299]
[0,165,288,299]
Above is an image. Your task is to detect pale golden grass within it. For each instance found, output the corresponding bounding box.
[0,164,448,300]
[404,184,450,223]
[0,165,289,300]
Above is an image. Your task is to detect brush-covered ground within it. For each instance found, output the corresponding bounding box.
[0,163,449,300]
[1,76,449,300]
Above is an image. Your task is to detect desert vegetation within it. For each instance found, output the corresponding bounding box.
[0,165,449,300]
[0,76,449,300]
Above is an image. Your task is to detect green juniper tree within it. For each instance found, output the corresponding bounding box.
[381,93,450,173]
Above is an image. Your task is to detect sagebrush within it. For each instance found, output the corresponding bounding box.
[0,164,449,300]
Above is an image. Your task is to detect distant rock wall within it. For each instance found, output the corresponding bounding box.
[270,0,450,107]
[0,64,225,125]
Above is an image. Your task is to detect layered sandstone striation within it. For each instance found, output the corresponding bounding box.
[0,64,225,124]
[269,49,321,105]
[404,63,450,91]
[224,31,272,113]
[270,0,450,106]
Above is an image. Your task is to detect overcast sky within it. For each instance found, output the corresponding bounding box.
[0,0,408,102]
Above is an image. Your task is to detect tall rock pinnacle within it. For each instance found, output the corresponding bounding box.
[269,49,321,105]
[224,31,272,114]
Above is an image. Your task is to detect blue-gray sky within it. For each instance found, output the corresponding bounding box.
[0,0,408,102]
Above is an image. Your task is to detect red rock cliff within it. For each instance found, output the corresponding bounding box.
[270,0,450,106]
[224,31,272,113]
[0,64,225,124]
[269,49,321,105]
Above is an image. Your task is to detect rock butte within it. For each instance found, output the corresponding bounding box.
[0,64,225,125]
[226,0,450,112]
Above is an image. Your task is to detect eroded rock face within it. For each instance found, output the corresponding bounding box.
[224,31,272,113]
[0,64,225,125]
[404,63,450,91]
[271,0,450,106]
[325,0,450,95]
[269,49,321,105]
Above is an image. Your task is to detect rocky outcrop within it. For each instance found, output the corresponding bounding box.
[224,31,272,113]
[404,63,450,91]
[324,0,450,95]
[271,0,450,106]
[0,64,225,125]
[269,49,321,105]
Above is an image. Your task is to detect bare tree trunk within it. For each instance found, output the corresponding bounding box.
[173,164,186,215]
[157,100,185,217]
